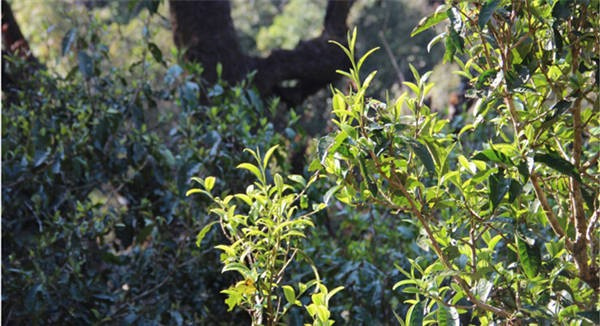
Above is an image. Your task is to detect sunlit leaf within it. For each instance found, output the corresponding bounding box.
[237,163,262,181]
[204,176,216,192]
[282,285,296,305]
[411,8,448,37]
[437,305,459,326]
[196,221,217,247]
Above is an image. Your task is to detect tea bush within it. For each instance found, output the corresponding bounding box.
[316,1,599,323]
[2,46,297,324]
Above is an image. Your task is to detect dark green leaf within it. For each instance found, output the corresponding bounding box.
[317,135,334,164]
[517,158,532,181]
[450,29,464,53]
[78,51,93,79]
[516,236,541,278]
[472,148,513,166]
[489,172,511,210]
[447,7,461,30]
[534,153,581,182]
[552,23,564,54]
[508,179,522,203]
[406,300,425,326]
[475,69,497,89]
[358,155,377,196]
[552,0,571,21]
[137,224,154,244]
[148,42,165,66]
[443,31,457,63]
[61,28,77,57]
[33,149,49,168]
[577,311,600,324]
[479,0,500,29]
[144,0,160,15]
[544,100,572,123]
[443,246,460,260]
[101,252,127,265]
[409,139,436,175]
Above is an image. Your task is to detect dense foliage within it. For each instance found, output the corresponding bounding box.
[2,31,296,323]
[2,0,598,325]
[315,0,599,324]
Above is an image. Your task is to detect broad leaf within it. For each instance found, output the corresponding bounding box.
[237,163,262,181]
[409,139,436,175]
[508,179,522,203]
[204,176,216,192]
[517,236,541,278]
[534,153,581,182]
[437,305,459,326]
[406,301,425,326]
[61,28,77,57]
[196,221,217,247]
[489,173,511,210]
[411,9,449,37]
[479,0,500,29]
[78,51,93,79]
[472,148,513,166]
[148,42,165,66]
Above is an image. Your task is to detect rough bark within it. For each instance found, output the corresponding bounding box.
[2,0,33,58]
[169,0,354,105]
[2,0,40,98]
[169,0,249,85]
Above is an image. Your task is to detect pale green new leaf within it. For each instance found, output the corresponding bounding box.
[196,221,218,247]
[204,176,216,192]
[237,163,262,181]
[411,6,449,37]
[282,285,296,304]
[263,145,279,169]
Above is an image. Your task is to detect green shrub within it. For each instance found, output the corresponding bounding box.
[189,146,344,325]
[317,1,599,322]
[2,45,296,323]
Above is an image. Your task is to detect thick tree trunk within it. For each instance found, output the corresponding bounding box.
[2,0,40,99]
[168,0,354,105]
[169,0,249,85]
[2,0,33,59]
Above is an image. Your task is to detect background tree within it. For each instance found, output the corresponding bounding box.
[169,0,354,105]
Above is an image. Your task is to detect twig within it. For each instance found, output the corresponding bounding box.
[378,31,405,87]
[530,172,566,239]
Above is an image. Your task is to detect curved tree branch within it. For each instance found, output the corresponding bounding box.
[169,0,249,84]
[169,0,354,105]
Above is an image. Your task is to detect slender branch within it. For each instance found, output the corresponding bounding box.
[378,31,405,87]
[530,172,567,239]
[368,149,512,318]
[569,96,598,288]
[582,151,600,170]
